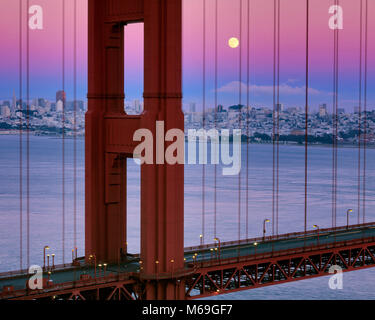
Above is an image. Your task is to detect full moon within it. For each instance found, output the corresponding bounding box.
[228,37,239,48]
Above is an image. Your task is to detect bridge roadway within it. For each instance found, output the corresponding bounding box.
[1,223,375,295]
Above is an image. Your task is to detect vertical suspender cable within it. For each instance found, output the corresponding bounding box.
[304,0,309,235]
[62,0,66,264]
[357,0,362,225]
[335,0,339,230]
[362,0,368,224]
[202,0,206,245]
[276,0,280,236]
[272,0,276,237]
[73,0,77,255]
[19,0,23,271]
[332,0,338,229]
[245,0,250,239]
[238,0,242,251]
[26,0,30,268]
[214,0,218,239]
[272,0,281,237]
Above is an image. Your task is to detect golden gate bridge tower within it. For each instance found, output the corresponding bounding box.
[86,0,185,299]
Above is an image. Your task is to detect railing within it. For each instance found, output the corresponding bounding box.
[0,260,85,280]
[2,234,375,299]
[0,271,137,300]
[191,235,375,269]
[184,222,375,253]
[0,222,374,292]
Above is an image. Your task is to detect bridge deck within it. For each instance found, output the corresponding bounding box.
[1,223,375,296]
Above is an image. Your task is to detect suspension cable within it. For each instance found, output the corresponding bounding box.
[245,0,250,239]
[26,0,30,268]
[362,0,368,224]
[272,0,281,237]
[19,0,23,271]
[201,0,206,245]
[276,0,280,236]
[237,0,242,252]
[357,0,363,225]
[214,0,218,239]
[304,0,309,235]
[62,0,66,264]
[332,0,339,230]
[272,0,276,237]
[73,0,77,256]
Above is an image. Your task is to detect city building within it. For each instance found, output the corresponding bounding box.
[56,90,66,104]
[189,102,196,113]
[319,104,328,117]
[12,91,17,113]
[56,100,64,112]
[0,106,11,117]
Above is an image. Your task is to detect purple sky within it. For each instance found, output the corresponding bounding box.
[0,0,374,111]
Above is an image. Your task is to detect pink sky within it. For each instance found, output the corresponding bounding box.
[0,0,374,110]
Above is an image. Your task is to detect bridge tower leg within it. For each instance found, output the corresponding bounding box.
[86,0,184,300]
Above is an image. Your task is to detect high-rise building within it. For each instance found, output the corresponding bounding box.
[133,99,142,113]
[56,100,64,112]
[189,102,196,113]
[45,101,52,113]
[12,91,17,113]
[319,104,328,117]
[0,105,11,117]
[354,106,360,114]
[32,98,39,108]
[38,98,46,108]
[56,90,66,104]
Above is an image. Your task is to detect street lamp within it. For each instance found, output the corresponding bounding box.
[263,219,270,240]
[253,242,258,257]
[170,259,175,277]
[89,254,97,278]
[43,246,50,271]
[347,209,353,229]
[313,225,320,246]
[155,260,159,275]
[214,238,221,259]
[199,234,203,246]
[51,254,55,269]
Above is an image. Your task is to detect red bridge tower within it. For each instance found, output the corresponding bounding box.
[86,0,184,299]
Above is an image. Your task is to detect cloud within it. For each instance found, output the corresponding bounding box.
[216,81,322,96]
